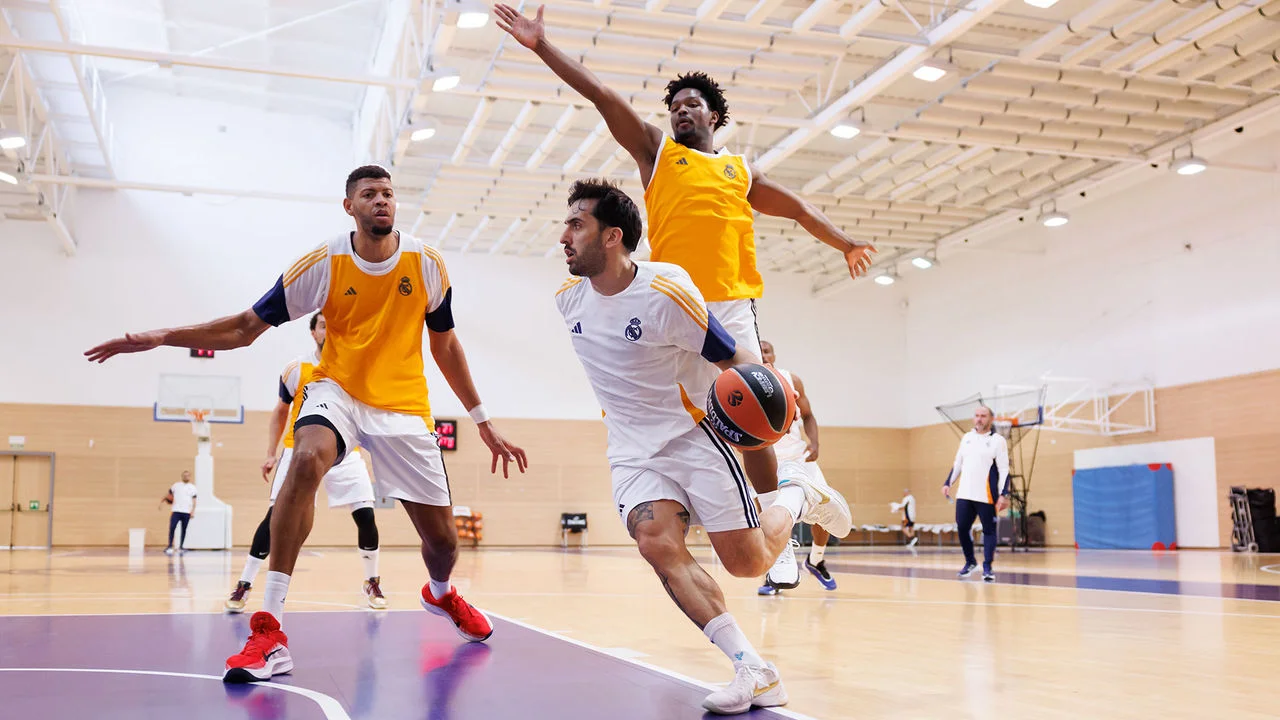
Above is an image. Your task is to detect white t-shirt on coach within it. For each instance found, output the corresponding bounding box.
[948,429,1010,504]
[169,482,198,514]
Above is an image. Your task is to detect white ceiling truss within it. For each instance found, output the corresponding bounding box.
[0,0,1277,286]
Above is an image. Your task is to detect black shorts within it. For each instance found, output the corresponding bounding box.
[903,518,915,529]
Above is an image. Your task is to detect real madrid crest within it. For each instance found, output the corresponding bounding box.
[398,276,413,296]
[723,163,737,180]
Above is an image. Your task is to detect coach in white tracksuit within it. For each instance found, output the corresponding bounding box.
[942,406,1010,581]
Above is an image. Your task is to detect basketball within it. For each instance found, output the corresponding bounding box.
[705,363,796,449]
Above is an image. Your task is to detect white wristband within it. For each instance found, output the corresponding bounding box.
[468,404,490,424]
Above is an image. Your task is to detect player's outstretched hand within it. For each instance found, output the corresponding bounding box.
[478,422,528,479]
[844,242,877,279]
[494,3,545,50]
[84,331,165,363]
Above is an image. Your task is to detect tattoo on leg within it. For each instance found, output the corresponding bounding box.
[656,569,701,628]
[626,501,655,538]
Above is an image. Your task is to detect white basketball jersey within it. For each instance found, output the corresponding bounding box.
[772,368,808,463]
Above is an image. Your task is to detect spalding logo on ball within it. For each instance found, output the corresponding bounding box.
[706,363,796,449]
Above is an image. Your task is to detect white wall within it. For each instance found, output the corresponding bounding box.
[0,89,907,426]
[1074,438,1220,548]
[901,129,1280,426]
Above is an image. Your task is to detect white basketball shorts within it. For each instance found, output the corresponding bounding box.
[294,379,451,507]
[270,446,375,510]
[612,420,760,534]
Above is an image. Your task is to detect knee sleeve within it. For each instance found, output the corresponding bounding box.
[249,507,273,560]
[351,506,379,551]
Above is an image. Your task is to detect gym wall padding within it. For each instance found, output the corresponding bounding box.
[1073,464,1177,550]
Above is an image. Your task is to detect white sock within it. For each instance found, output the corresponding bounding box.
[262,571,291,624]
[239,556,263,586]
[703,613,765,668]
[809,543,826,564]
[429,578,451,600]
[360,548,379,580]
[774,483,807,524]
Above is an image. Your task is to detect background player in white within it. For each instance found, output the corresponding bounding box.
[225,311,387,613]
[85,165,526,683]
[943,405,1010,582]
[756,340,838,594]
[160,470,197,555]
[891,488,919,547]
[554,179,853,715]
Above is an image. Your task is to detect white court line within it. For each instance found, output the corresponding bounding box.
[0,668,351,720]
[489,611,819,720]
[1260,564,1280,575]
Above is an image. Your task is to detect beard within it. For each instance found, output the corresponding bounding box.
[369,222,394,236]
[567,243,605,278]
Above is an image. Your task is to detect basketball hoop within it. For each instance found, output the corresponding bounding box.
[186,408,212,440]
[993,416,1019,441]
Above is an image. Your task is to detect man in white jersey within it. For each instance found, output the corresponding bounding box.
[555,179,853,715]
[756,341,838,595]
[225,311,388,613]
[943,405,1010,582]
[891,488,918,547]
[161,470,197,555]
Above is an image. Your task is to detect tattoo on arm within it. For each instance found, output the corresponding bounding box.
[626,501,655,538]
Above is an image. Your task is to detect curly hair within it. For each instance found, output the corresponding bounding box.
[662,72,730,130]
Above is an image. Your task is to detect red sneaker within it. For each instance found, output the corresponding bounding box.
[420,584,493,642]
[223,611,292,683]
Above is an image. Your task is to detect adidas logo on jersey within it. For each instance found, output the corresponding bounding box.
[675,158,688,165]
[344,287,357,296]
[570,322,582,334]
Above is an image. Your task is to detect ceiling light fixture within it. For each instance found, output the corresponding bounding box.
[1023,0,1060,8]
[0,129,26,150]
[0,170,17,185]
[1169,144,1207,176]
[1036,199,1069,228]
[432,73,461,92]
[458,11,488,28]
[830,124,861,139]
[874,272,897,286]
[411,127,437,142]
[913,58,949,82]
[1171,156,1207,175]
[911,255,934,269]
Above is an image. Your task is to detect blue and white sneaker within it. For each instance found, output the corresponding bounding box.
[804,558,837,591]
[757,583,779,596]
[958,562,978,578]
[982,566,995,583]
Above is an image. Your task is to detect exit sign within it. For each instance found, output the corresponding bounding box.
[28,500,38,511]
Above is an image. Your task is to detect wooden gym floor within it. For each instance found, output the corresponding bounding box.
[2,545,1278,719]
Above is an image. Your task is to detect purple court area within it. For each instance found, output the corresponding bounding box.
[825,559,1280,602]
[0,611,795,720]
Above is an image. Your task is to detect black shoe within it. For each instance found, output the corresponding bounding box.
[958,562,977,578]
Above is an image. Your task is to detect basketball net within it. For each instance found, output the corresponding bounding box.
[187,409,212,441]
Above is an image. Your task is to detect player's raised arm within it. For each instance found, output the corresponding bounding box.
[745,166,878,280]
[494,4,662,179]
[84,310,269,363]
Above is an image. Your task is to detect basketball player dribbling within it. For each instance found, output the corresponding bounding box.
[225,311,388,614]
[496,3,874,584]
[554,178,853,714]
[755,341,839,595]
[85,165,527,682]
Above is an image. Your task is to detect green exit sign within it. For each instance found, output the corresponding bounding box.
[28,500,38,511]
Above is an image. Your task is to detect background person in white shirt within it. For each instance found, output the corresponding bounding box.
[942,406,1009,581]
[161,471,198,555]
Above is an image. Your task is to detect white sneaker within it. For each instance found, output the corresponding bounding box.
[779,472,853,538]
[764,539,800,589]
[908,536,919,547]
[702,662,788,715]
